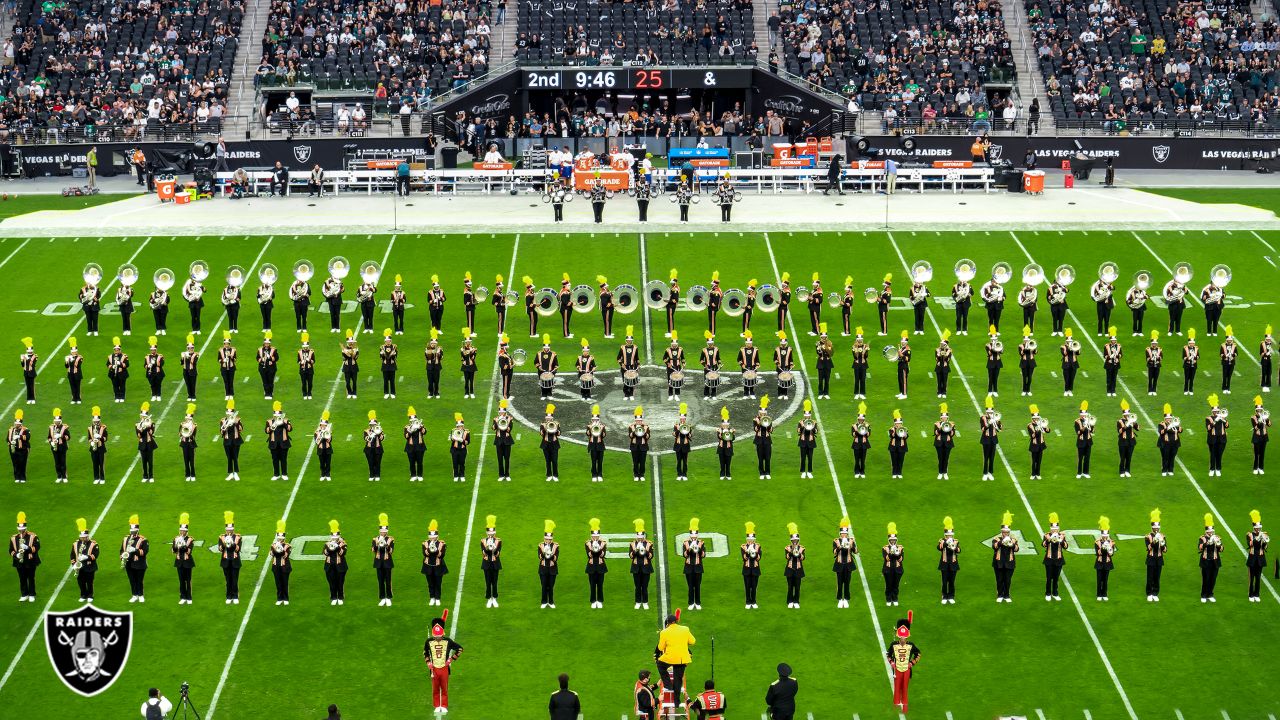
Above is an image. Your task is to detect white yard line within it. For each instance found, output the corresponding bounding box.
[762,232,891,684]
[205,236,397,719]
[0,237,153,424]
[448,234,522,637]
[638,233,670,621]
[888,232,1138,720]
[1252,231,1277,254]
[1013,232,1280,605]
[0,236,269,696]
[0,237,30,271]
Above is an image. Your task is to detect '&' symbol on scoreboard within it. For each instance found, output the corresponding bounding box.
[704,72,717,86]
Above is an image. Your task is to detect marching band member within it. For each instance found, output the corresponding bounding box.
[460,328,478,398]
[142,339,164,401]
[851,402,871,478]
[951,271,972,335]
[220,511,242,604]
[1198,514,1222,603]
[934,330,952,398]
[992,511,1018,602]
[753,396,773,479]
[807,273,823,336]
[634,177,653,223]
[666,270,681,338]
[521,276,539,337]
[496,335,514,400]
[1246,510,1268,602]
[548,174,568,223]
[7,410,29,483]
[71,517,99,602]
[65,339,84,404]
[665,519,704,614]
[837,278,853,337]
[257,332,279,399]
[1205,394,1228,476]
[1090,273,1113,336]
[673,404,693,481]
[266,401,292,481]
[424,329,444,399]
[909,275,928,335]
[462,273,477,334]
[48,409,69,483]
[887,409,908,479]
[589,173,609,223]
[88,406,108,485]
[665,332,686,401]
[610,327,637,401]
[796,400,817,478]
[629,406,650,482]
[598,276,615,338]
[742,279,759,337]
[133,403,154,484]
[851,328,869,399]
[481,515,502,607]
[314,411,333,482]
[1221,325,1238,394]
[117,277,135,335]
[1126,277,1148,336]
[1145,509,1166,601]
[217,332,238,400]
[1041,513,1066,601]
[1183,329,1199,394]
[378,330,398,399]
[19,338,36,405]
[538,520,559,608]
[428,275,446,331]
[270,520,291,605]
[876,274,892,336]
[1026,405,1048,480]
[979,395,1001,481]
[675,177,694,223]
[391,275,407,335]
[980,273,1004,332]
[183,271,206,334]
[422,519,448,605]
[321,271,343,333]
[223,274,241,333]
[296,332,315,399]
[1102,326,1122,396]
[107,337,129,402]
[1046,273,1068,336]
[221,400,243,481]
[355,273,377,334]
[1017,325,1037,396]
[323,519,348,605]
[1095,516,1115,601]
[257,270,274,332]
[887,614,921,714]
[737,330,759,400]
[715,174,736,223]
[1145,330,1163,395]
[541,404,561,482]
[585,404,605,482]
[742,522,762,609]
[894,331,911,399]
[1201,277,1226,335]
[1117,400,1138,477]
[363,410,385,482]
[1017,278,1037,332]
[832,517,858,608]
[1060,326,1082,393]
[937,517,959,604]
[1253,396,1271,474]
[80,276,102,336]
[629,519,654,610]
[449,413,470,482]
[985,325,1003,396]
[341,331,359,398]
[1261,326,1274,392]
[701,332,721,400]
[558,274,573,338]
[289,269,310,332]
[815,324,834,399]
[424,614,464,715]
[150,280,170,335]
[708,273,723,336]
[10,512,39,601]
[773,331,793,400]
[178,404,198,482]
[1156,403,1181,476]
[372,513,395,607]
[405,406,426,482]
[784,522,806,609]
[122,514,149,603]
[180,335,199,401]
[777,273,792,333]
[1074,401,1094,478]
[882,523,905,606]
[584,518,608,608]
[933,404,955,480]
[1164,272,1187,335]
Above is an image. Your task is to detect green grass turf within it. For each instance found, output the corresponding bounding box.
[1138,187,1280,218]
[0,230,1279,720]
[0,192,141,219]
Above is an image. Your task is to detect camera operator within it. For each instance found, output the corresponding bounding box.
[140,688,173,719]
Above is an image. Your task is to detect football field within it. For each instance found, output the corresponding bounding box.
[0,225,1278,720]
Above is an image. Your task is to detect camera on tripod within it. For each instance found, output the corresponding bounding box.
[170,681,200,719]
[180,681,190,697]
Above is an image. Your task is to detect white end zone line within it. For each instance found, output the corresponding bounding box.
[1013,232,1280,605]
[888,232,1138,720]
[0,236,270,696]
[206,235,398,719]
[638,233,670,621]
[762,232,891,684]
[449,234,522,637]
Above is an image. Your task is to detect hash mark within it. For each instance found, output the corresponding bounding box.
[1036,711,1047,720]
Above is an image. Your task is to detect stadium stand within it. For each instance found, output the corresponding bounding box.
[0,0,244,143]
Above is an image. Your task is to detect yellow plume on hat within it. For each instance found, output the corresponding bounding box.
[1023,325,1031,337]
[803,399,812,414]
[787,521,799,536]
[429,519,439,533]
[808,271,817,283]
[113,336,122,346]
[91,406,101,417]
[1204,513,1214,528]
[589,518,601,533]
[463,328,472,341]
[689,518,700,532]
[940,402,948,415]
[985,394,994,409]
[431,274,440,284]
[840,516,851,529]
[454,412,463,423]
[776,330,786,342]
[1208,394,1219,408]
[1188,328,1197,340]
[1250,509,1262,525]
[819,322,828,335]
[669,268,678,281]
[465,271,473,282]
[224,510,234,526]
[185,403,196,415]
[1151,329,1160,341]
[276,519,287,535]
[581,337,590,349]
[704,330,714,341]
[1099,516,1110,532]
[329,519,340,534]
[900,329,909,340]
[1162,403,1172,415]
[396,274,403,284]
[857,401,867,415]
[1225,324,1234,337]
[1048,512,1059,525]
[883,273,892,283]
[542,333,550,345]
[721,406,729,421]
[743,329,753,341]
[494,274,502,285]
[76,517,87,533]
[273,400,282,412]
[1257,395,1265,407]
[887,522,897,536]
[301,331,310,344]
[378,512,389,527]
[429,328,439,342]
[129,514,139,526]
[712,271,721,282]
[893,409,902,420]
[487,515,498,530]
[844,275,853,288]
[671,330,679,342]
[989,324,998,336]
[943,516,954,531]
[626,325,635,337]
[544,519,555,535]
[522,275,533,287]
[1002,510,1014,526]
[12,409,21,421]
[1108,326,1117,337]
[745,521,756,535]
[69,337,77,349]
[1030,404,1039,415]
[633,518,644,533]
[1268,325,1274,336]
[596,275,608,285]
[941,329,951,342]
[591,404,599,416]
[51,407,60,418]
[321,410,330,421]
[760,395,770,410]
[383,328,392,338]
[546,404,555,415]
[408,406,417,416]
[749,278,759,288]
[1121,399,1130,412]
[367,410,377,421]
[185,334,195,346]
[1064,327,1073,338]
[1080,400,1089,412]
[679,402,688,416]
[19,336,32,350]
[139,401,150,414]
[226,399,235,412]
[147,335,157,346]
[345,329,354,340]
[781,272,790,283]
[1150,508,1161,524]
[222,331,231,341]
[16,511,26,525]
[634,406,643,417]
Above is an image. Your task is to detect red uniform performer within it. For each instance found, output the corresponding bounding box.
[424,611,463,713]
[886,611,920,714]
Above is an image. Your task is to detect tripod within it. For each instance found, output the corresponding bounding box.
[170,689,202,720]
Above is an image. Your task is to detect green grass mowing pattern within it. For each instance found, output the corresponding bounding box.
[1137,187,1280,218]
[0,192,142,220]
[0,231,1278,719]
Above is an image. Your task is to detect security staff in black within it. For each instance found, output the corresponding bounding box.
[71,525,100,601]
[1061,333,1081,395]
[538,530,559,608]
[180,340,199,401]
[289,275,310,332]
[47,414,69,483]
[341,337,359,398]
[765,663,799,720]
[1198,524,1222,602]
[257,337,279,399]
[741,527,762,608]
[10,517,39,601]
[217,337,237,399]
[322,528,348,604]
[379,335,398,398]
[1042,524,1067,600]
[937,525,960,603]
[634,180,653,222]
[296,338,315,399]
[1146,337,1163,394]
[852,336,869,398]
[481,523,501,606]
[1073,408,1094,478]
[373,524,395,605]
[1253,403,1271,474]
[589,183,608,223]
[584,527,608,607]
[424,336,444,398]
[629,526,654,608]
[753,406,773,479]
[1017,333,1037,395]
[1246,517,1268,601]
[65,344,84,404]
[270,529,291,604]
[1117,409,1139,476]
[257,277,274,331]
[833,526,857,607]
[683,530,707,608]
[219,522,243,603]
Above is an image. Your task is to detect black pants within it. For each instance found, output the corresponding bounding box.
[260,302,273,331]
[224,565,240,599]
[463,369,476,396]
[656,661,687,699]
[76,569,95,599]
[176,565,193,600]
[23,375,34,403]
[426,367,441,397]
[1104,364,1119,394]
[225,443,240,474]
[1147,365,1160,393]
[1131,306,1145,335]
[1022,305,1035,332]
[756,442,771,475]
[589,447,604,478]
[993,567,1013,599]
[294,301,309,331]
[483,565,500,599]
[183,371,198,400]
[1248,565,1263,598]
[628,571,650,604]
[1222,361,1235,392]
[592,201,604,223]
[955,300,970,332]
[272,565,291,601]
[426,571,444,601]
[221,368,236,397]
[139,447,154,481]
[1050,303,1066,334]
[365,447,383,478]
[987,367,1000,394]
[720,203,732,222]
[631,448,647,477]
[1159,443,1178,474]
[853,447,867,476]
[16,565,36,597]
[393,305,405,333]
[637,200,649,222]
[227,303,240,332]
[1207,440,1226,473]
[553,203,563,222]
[450,447,467,478]
[1077,443,1091,475]
[408,449,425,478]
[493,445,509,477]
[679,205,689,222]
[1029,448,1044,477]
[378,369,395,396]
[1118,442,1135,474]
[1145,563,1161,597]
[884,568,903,602]
[126,566,146,597]
[588,571,605,603]
[377,567,393,599]
[69,373,82,402]
[717,448,732,477]
[835,568,852,600]
[153,305,168,332]
[396,176,410,196]
[1254,439,1268,471]
[325,566,346,600]
[743,572,760,604]
[940,565,957,600]
[90,447,107,481]
[52,447,67,480]
[327,298,342,330]
[798,447,814,474]
[109,373,127,400]
[544,446,559,477]
[912,303,926,333]
[85,307,99,333]
[343,368,358,396]
[986,303,1002,331]
[936,366,949,396]
[1096,303,1111,335]
[181,444,196,478]
[888,447,906,475]
[1168,302,1184,334]
[1063,363,1077,392]
[189,301,203,333]
[817,366,831,396]
[1179,364,1195,392]
[1200,563,1219,598]
[1096,565,1111,598]
[785,574,802,604]
[300,368,313,397]
[539,570,556,604]
[936,444,952,474]
[1205,303,1223,334]
[271,447,289,477]
[675,448,689,477]
[853,366,867,397]
[686,572,702,605]
[1020,364,1034,393]
[1044,562,1062,596]
[9,449,27,481]
[318,448,332,478]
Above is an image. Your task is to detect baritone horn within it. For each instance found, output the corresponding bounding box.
[863,287,879,303]
[643,280,668,310]
[512,348,528,366]
[474,285,490,302]
[153,267,176,292]
[328,256,351,280]
[189,260,210,282]
[571,284,596,313]
[1099,261,1119,284]
[1022,263,1045,286]
[1209,264,1231,288]
[117,263,139,287]
[359,260,382,285]
[293,260,315,282]
[757,284,780,313]
[1054,264,1076,286]
[794,285,810,303]
[882,345,900,362]
[534,288,558,316]
[226,265,246,288]
[614,284,639,314]
[723,288,747,317]
[1173,262,1193,284]
[992,262,1012,285]
[259,263,279,286]
[954,259,977,283]
[83,263,103,287]
[686,284,709,312]
[911,260,933,283]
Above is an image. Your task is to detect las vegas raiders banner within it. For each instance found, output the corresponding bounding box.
[45,604,134,697]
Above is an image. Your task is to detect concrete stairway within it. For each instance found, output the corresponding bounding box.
[224,0,275,138]
[1002,0,1057,134]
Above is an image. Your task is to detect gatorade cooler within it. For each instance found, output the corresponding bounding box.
[156,178,177,202]
[772,143,793,160]
[1063,173,1074,189]
[174,191,191,205]
[1023,169,1045,194]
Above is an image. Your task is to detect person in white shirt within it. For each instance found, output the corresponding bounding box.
[140,689,173,718]
[285,92,300,112]
[483,144,504,163]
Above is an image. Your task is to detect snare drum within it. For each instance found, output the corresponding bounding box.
[741,369,758,388]
[539,372,556,390]
[623,369,640,387]
[777,370,794,390]
[669,370,685,389]
[579,372,595,390]
[703,370,720,389]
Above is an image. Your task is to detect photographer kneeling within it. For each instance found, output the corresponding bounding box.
[140,688,173,719]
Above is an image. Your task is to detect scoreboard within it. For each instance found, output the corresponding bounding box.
[522,67,752,91]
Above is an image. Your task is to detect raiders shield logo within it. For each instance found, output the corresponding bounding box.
[45,604,133,697]
[293,145,313,164]
[1152,145,1171,163]
[987,144,1004,162]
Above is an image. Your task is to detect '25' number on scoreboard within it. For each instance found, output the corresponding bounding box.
[633,69,665,88]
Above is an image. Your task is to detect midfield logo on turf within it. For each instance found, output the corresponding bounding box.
[45,605,133,697]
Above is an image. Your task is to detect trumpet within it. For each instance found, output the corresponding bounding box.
[643,280,668,310]
[376,535,388,548]
[938,420,954,434]
[1208,263,1231,289]
[360,260,382,285]
[1080,413,1097,430]
[853,419,870,436]
[450,425,468,443]
[259,263,279,286]
[328,256,350,280]
[118,263,140,287]
[179,418,196,440]
[226,265,246,288]
[686,284,709,312]
[1165,416,1182,431]
[1098,262,1119,284]
[912,260,933,283]
[272,540,285,554]
[83,263,103,287]
[614,284,639,314]
[1257,408,1272,424]
[989,338,1004,354]
[1121,412,1138,429]
[677,419,692,436]
[293,260,315,282]
[954,258,977,283]
[1023,337,1038,353]
[534,288,558,316]
[984,409,1003,426]
[495,414,511,431]
[758,414,773,429]
[894,425,909,439]
[992,262,1013,285]
[474,285,490,303]
[571,284,596,313]
[153,267,176,292]
[723,288,747,317]
[1022,263,1045,286]
[1031,417,1049,434]
[631,421,647,437]
[1065,336,1081,353]
[543,418,560,435]
[801,418,815,432]
[588,418,605,438]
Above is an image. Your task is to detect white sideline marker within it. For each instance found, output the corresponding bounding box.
[638,233,670,621]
